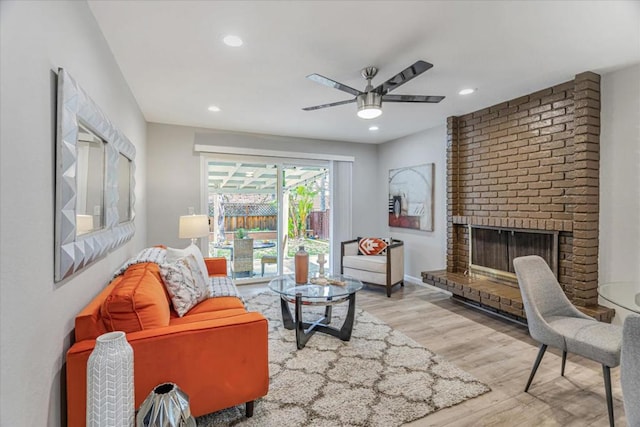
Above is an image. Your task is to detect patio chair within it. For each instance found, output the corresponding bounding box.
[232,238,254,278]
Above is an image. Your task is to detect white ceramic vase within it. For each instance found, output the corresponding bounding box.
[87,331,134,427]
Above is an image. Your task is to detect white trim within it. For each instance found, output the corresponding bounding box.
[195,144,355,162]
[198,155,208,255]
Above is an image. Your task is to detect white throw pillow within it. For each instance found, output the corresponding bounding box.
[166,244,209,280]
[159,254,208,317]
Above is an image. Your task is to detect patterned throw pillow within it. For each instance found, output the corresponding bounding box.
[159,254,209,317]
[358,237,390,256]
[166,244,209,281]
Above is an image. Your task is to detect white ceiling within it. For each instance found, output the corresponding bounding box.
[88,1,640,144]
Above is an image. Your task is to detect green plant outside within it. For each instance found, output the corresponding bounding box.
[288,185,318,238]
[234,228,247,239]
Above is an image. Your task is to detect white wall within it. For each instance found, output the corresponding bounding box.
[0,2,147,426]
[378,126,448,281]
[146,123,380,250]
[599,63,640,323]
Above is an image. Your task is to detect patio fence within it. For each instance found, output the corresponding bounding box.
[210,202,329,238]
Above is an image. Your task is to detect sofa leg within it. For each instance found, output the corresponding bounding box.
[386,286,391,297]
[245,400,254,417]
[400,281,404,287]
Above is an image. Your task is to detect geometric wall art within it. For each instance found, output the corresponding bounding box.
[388,163,434,231]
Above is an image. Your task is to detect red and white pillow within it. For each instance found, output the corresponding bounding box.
[357,237,390,256]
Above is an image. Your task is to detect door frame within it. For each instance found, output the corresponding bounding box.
[199,152,334,284]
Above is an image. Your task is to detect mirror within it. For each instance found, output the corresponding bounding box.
[117,153,132,223]
[76,123,106,235]
[55,68,136,281]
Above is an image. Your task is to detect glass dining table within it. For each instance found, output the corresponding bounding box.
[598,282,640,314]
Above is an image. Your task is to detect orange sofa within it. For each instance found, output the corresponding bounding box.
[66,257,268,426]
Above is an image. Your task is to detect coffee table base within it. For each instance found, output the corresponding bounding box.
[279,292,357,349]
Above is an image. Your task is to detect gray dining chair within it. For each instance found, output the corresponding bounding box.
[621,314,640,427]
[513,255,623,427]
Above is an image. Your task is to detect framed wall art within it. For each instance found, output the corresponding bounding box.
[388,163,434,231]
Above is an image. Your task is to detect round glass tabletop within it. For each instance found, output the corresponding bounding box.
[269,274,363,300]
[598,282,640,314]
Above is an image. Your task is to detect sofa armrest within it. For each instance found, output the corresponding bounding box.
[204,257,227,276]
[66,312,268,426]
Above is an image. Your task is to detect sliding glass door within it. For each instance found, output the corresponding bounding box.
[203,155,330,283]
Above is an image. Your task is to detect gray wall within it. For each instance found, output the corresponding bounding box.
[0,1,147,426]
[599,63,640,323]
[146,123,381,249]
[378,126,448,281]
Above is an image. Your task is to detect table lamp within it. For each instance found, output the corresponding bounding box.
[179,214,209,245]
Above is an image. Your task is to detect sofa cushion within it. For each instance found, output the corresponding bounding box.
[160,254,209,317]
[183,296,245,316]
[169,308,248,325]
[357,237,389,256]
[75,280,119,341]
[343,254,387,273]
[167,244,209,280]
[101,263,171,333]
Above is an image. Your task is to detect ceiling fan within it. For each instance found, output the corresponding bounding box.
[303,60,445,119]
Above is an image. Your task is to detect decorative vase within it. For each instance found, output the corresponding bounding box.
[317,253,326,277]
[87,331,134,427]
[136,383,196,427]
[295,245,309,284]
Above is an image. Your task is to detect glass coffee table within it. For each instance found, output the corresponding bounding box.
[268,274,363,349]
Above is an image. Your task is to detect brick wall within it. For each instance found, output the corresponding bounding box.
[447,72,600,307]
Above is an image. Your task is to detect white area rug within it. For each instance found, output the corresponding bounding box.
[197,292,490,426]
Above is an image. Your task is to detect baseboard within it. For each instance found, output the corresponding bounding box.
[406,274,452,295]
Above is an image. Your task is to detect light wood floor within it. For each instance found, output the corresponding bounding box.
[239,281,627,427]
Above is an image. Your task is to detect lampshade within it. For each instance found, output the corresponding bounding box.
[356,92,382,119]
[76,214,94,234]
[179,215,209,239]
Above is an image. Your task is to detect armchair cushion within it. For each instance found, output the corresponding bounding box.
[357,237,390,255]
[100,263,171,333]
[342,254,387,273]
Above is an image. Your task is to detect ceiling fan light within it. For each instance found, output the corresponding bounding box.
[357,92,382,119]
[357,107,382,119]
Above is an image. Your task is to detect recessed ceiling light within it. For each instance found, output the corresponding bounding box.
[369,125,379,131]
[458,88,475,95]
[223,35,243,47]
[208,105,221,112]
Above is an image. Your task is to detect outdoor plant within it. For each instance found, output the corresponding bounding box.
[234,228,247,239]
[288,184,317,238]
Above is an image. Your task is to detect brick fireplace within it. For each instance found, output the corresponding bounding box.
[423,71,614,322]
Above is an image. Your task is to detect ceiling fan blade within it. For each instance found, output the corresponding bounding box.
[382,94,445,103]
[302,98,356,111]
[306,74,363,96]
[375,60,434,95]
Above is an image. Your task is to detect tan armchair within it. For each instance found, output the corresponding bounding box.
[340,238,404,297]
